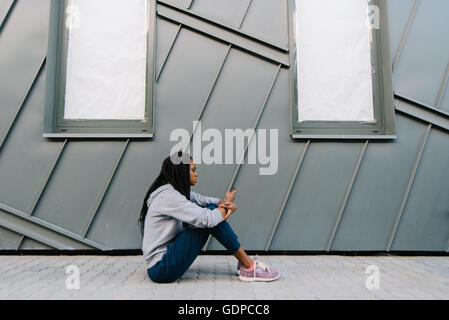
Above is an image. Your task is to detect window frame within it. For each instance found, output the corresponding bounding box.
[44,0,156,138]
[288,0,396,139]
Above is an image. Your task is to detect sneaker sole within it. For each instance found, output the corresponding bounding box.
[239,273,280,282]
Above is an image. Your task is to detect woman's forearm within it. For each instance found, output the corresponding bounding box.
[224,189,237,202]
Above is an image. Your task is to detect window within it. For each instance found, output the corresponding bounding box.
[44,0,156,138]
[289,0,396,139]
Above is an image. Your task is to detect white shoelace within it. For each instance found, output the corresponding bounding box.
[253,260,271,277]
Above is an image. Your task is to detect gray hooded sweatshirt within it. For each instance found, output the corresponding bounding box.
[142,183,223,269]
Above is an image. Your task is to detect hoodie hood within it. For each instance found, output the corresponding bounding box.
[146,183,173,208]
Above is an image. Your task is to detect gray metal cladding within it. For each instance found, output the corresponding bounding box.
[0,207,91,249]
[392,0,449,110]
[19,237,52,250]
[391,126,449,251]
[239,0,288,49]
[442,86,449,111]
[330,115,430,251]
[0,0,15,29]
[189,0,251,28]
[32,141,128,236]
[0,0,49,148]
[0,67,65,214]
[0,225,22,249]
[270,141,366,251]
[0,0,448,252]
[388,0,416,62]
[0,222,52,250]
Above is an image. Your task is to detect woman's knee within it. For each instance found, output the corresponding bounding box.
[214,220,234,233]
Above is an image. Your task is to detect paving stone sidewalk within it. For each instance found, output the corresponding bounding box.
[0,255,448,300]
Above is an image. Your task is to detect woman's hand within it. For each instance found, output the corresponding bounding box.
[219,201,237,220]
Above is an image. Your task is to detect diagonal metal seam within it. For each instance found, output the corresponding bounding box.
[0,215,60,250]
[0,203,99,250]
[394,96,449,132]
[392,0,420,72]
[387,124,432,251]
[395,94,449,118]
[29,139,68,216]
[82,139,130,238]
[204,64,281,252]
[238,0,253,30]
[188,44,232,146]
[265,140,311,251]
[157,0,289,53]
[327,140,369,252]
[16,235,25,250]
[227,64,282,194]
[186,0,195,10]
[435,62,449,109]
[0,56,46,154]
[157,12,289,67]
[0,0,16,34]
[156,23,182,81]
[0,201,107,250]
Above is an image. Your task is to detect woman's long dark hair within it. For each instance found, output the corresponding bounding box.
[138,151,192,235]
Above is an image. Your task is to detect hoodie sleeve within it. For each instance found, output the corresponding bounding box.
[157,190,223,228]
[190,191,220,207]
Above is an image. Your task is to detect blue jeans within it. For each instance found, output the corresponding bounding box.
[147,203,241,283]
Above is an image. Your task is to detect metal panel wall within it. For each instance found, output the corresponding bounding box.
[0,0,14,28]
[0,0,448,252]
[392,0,449,110]
[388,0,416,62]
[391,126,449,251]
[331,115,428,251]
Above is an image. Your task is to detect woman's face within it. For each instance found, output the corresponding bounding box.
[190,159,198,186]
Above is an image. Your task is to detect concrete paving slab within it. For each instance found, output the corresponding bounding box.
[0,255,447,300]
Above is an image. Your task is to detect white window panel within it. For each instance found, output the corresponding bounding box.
[64,0,148,120]
[296,0,375,122]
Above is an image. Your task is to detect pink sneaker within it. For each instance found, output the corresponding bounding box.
[239,260,280,282]
[236,259,254,275]
[236,256,258,275]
